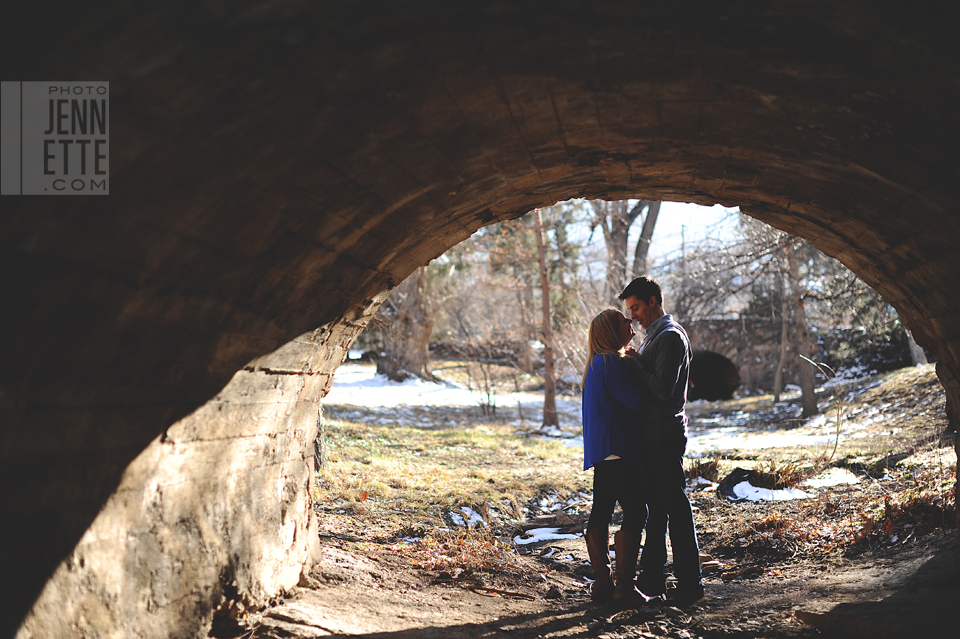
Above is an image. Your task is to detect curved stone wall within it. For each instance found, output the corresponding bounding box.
[3,1,958,636]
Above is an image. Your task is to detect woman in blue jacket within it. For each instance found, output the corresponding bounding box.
[581,309,648,604]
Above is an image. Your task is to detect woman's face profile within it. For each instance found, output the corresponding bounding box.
[617,311,635,348]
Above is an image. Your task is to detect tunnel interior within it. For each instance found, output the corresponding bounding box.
[3,2,959,636]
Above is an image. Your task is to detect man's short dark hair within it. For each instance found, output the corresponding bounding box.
[618,276,663,306]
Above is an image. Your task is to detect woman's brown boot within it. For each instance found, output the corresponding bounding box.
[585,526,614,602]
[612,530,649,606]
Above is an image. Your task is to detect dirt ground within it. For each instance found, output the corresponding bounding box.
[240,529,957,639]
[224,365,958,639]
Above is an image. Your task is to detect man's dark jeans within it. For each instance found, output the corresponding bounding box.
[638,436,702,586]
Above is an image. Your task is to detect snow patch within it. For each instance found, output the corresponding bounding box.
[514,527,580,545]
[325,363,581,417]
[802,468,860,488]
[731,481,811,501]
[459,506,486,527]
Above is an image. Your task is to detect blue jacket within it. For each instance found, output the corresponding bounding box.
[581,353,643,470]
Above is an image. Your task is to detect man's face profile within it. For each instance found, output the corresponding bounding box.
[623,294,659,329]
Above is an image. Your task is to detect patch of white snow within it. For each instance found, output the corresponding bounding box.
[513,527,580,545]
[460,506,486,527]
[802,468,860,488]
[731,481,811,501]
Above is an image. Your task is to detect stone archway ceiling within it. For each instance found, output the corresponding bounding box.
[3,1,959,635]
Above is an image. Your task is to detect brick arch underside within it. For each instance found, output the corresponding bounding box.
[5,2,959,637]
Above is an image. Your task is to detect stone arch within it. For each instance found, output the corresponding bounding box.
[4,2,958,636]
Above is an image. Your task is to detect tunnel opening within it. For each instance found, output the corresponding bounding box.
[10,185,958,638]
[5,2,960,637]
[301,197,954,636]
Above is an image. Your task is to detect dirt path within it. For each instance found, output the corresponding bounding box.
[239,529,957,639]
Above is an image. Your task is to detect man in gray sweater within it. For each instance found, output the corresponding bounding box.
[620,276,704,605]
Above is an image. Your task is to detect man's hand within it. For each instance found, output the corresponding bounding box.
[623,347,641,360]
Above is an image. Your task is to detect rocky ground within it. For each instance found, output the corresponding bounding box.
[212,363,957,638]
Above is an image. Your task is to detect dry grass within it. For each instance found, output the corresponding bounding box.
[404,528,527,577]
[679,365,956,575]
[687,457,720,482]
[820,364,948,457]
[697,461,956,566]
[688,364,949,469]
[315,416,590,556]
[318,363,956,582]
[852,466,957,544]
[749,459,814,489]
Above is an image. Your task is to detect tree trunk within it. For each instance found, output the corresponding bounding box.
[773,264,789,403]
[314,406,328,471]
[787,244,819,417]
[907,331,928,365]
[521,283,536,341]
[605,202,631,305]
[590,200,649,306]
[534,209,559,430]
[377,267,435,382]
[632,200,661,277]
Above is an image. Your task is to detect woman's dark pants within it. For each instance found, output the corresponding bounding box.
[587,458,647,532]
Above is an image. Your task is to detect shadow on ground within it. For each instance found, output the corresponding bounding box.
[795,535,958,638]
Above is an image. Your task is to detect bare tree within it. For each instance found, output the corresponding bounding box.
[534,209,559,430]
[652,213,831,410]
[632,200,661,277]
[786,242,819,416]
[376,267,437,382]
[589,200,661,305]
[773,258,790,403]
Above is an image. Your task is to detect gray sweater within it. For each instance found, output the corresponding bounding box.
[626,314,691,443]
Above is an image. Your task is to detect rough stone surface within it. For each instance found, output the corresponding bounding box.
[13,314,381,638]
[2,1,959,636]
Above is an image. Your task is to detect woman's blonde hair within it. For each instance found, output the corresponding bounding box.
[582,308,627,389]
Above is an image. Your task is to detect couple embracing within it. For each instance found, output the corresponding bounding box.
[581,276,704,606]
